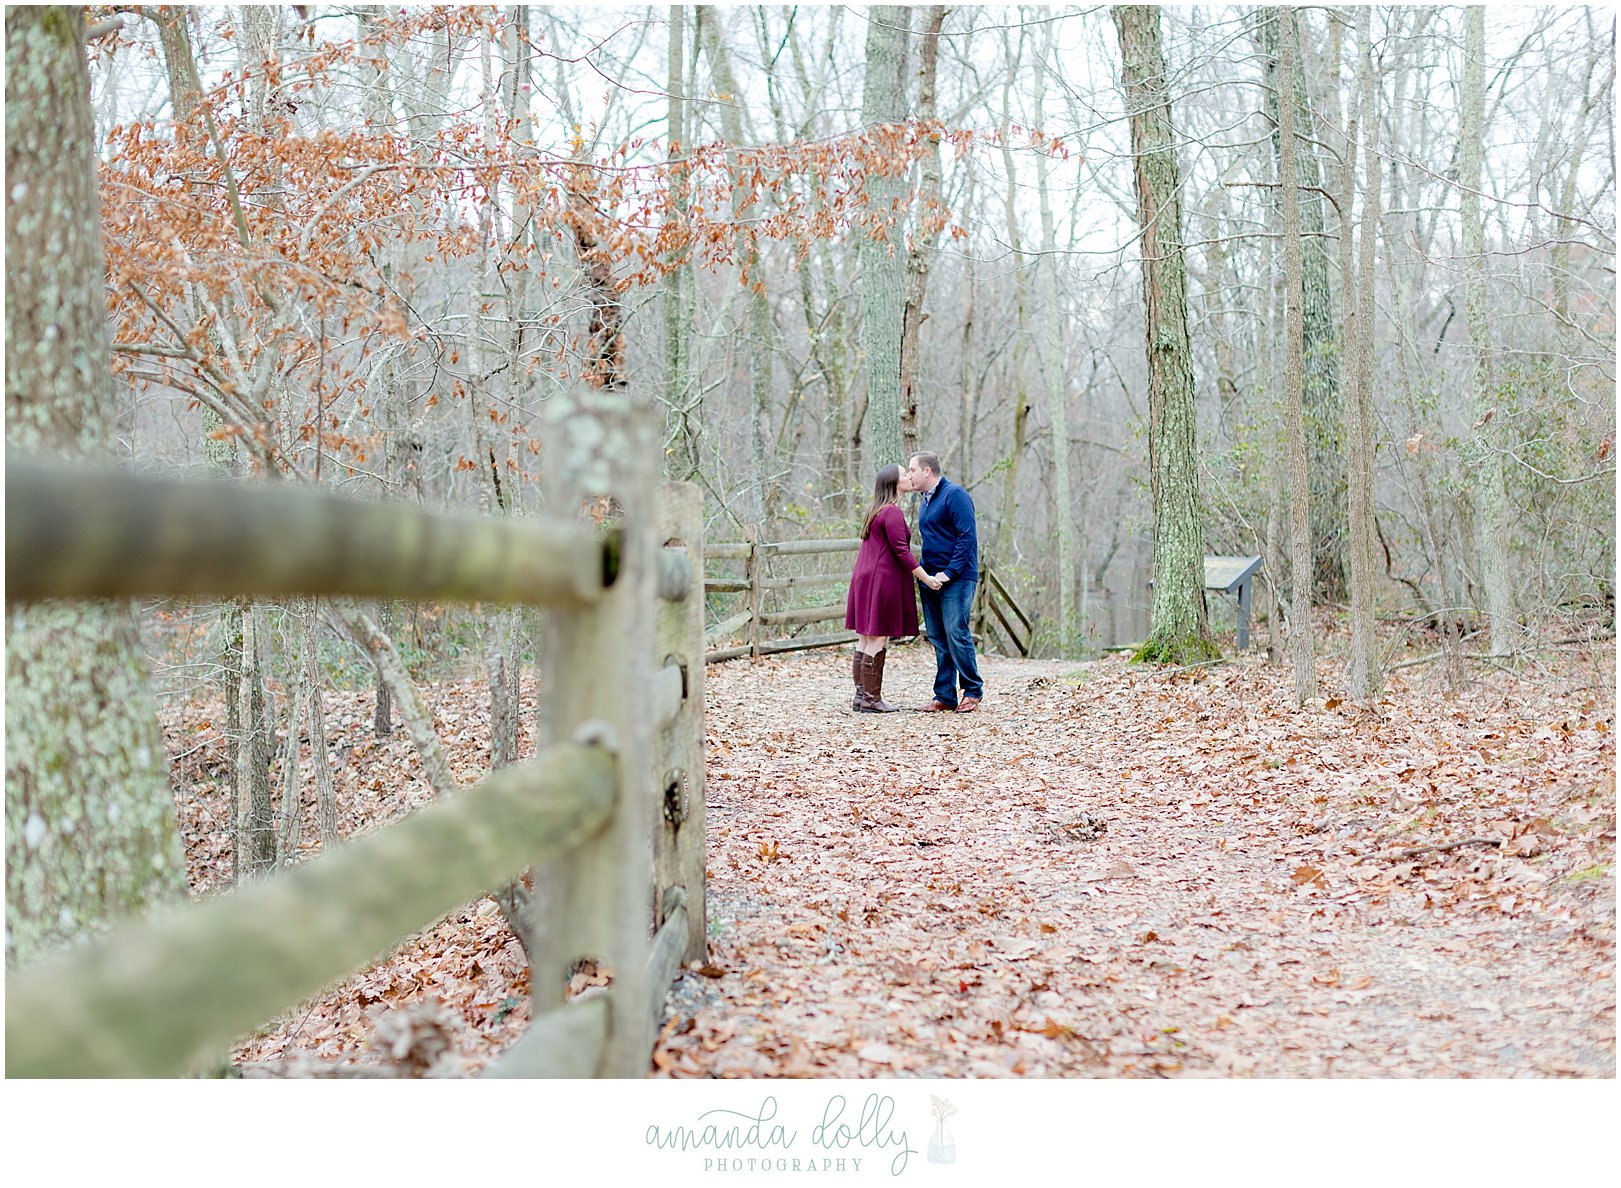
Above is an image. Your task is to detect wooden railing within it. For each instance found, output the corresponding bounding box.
[703,535,861,662]
[3,392,706,1078]
[702,535,1035,662]
[974,566,1036,658]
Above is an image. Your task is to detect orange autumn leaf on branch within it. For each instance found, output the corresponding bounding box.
[96,7,1032,472]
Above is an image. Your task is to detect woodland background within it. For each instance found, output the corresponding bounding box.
[81,2,1614,639]
[78,3,1613,672]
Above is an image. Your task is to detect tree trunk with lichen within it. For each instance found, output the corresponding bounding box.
[1112,4,1219,667]
[1459,6,1516,656]
[1257,7,1345,602]
[237,602,278,880]
[4,6,187,967]
[662,3,699,481]
[858,5,909,473]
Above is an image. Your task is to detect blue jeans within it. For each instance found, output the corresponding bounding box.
[918,579,982,705]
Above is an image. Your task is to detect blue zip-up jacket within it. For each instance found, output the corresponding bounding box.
[917,475,979,582]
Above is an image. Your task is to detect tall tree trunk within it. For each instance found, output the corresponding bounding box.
[471,30,522,771]
[663,5,700,480]
[373,602,395,737]
[156,6,260,836]
[360,3,402,741]
[1113,4,1218,666]
[1278,6,1319,703]
[698,5,775,517]
[990,39,1031,571]
[1262,199,1287,664]
[1381,7,1456,627]
[219,603,244,868]
[1198,187,1242,411]
[1334,6,1363,684]
[237,603,278,879]
[302,601,339,849]
[275,627,308,868]
[4,6,187,968]
[958,173,982,498]
[1035,19,1079,655]
[1459,6,1516,656]
[858,5,909,471]
[1344,6,1384,697]
[483,15,538,950]
[1258,7,1345,601]
[899,4,946,460]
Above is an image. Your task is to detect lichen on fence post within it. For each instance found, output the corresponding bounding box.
[532,388,658,1076]
[654,480,708,964]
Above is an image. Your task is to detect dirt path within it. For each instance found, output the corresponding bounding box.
[653,642,1616,1077]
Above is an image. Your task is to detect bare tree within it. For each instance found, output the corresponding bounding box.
[1459,6,1517,656]
[899,4,947,460]
[1034,16,1080,655]
[1277,5,1318,703]
[663,5,700,480]
[858,5,910,470]
[1343,6,1383,697]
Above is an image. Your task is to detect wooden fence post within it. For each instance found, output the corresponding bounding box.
[746,527,762,659]
[533,388,657,1077]
[973,561,991,644]
[654,481,708,964]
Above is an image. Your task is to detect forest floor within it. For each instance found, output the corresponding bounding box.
[179,628,1617,1078]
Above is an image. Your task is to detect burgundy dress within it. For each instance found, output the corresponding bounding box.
[844,503,920,637]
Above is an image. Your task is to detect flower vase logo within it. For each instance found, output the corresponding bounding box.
[926,1096,957,1164]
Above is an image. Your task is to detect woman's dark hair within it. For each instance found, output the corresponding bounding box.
[859,463,902,539]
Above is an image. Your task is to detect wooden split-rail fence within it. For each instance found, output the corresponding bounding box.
[702,535,1034,662]
[4,392,706,1078]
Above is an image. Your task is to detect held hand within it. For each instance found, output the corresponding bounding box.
[934,572,950,585]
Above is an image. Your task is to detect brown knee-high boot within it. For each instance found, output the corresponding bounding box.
[852,650,873,711]
[864,648,899,713]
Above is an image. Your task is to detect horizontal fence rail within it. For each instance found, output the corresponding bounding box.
[7,742,616,1077]
[762,537,861,557]
[4,456,611,608]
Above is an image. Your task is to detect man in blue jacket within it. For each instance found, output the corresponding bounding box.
[906,451,983,713]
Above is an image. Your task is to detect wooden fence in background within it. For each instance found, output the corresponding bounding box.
[4,393,706,1078]
[974,566,1036,658]
[702,536,1034,662]
[703,535,861,662]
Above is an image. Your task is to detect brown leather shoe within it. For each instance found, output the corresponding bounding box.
[921,699,956,712]
[956,696,982,713]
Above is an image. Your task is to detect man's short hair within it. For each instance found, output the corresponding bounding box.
[910,451,942,476]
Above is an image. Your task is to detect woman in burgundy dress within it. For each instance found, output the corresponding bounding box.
[845,464,942,712]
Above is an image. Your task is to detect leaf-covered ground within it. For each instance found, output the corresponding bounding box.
[166,634,1616,1077]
